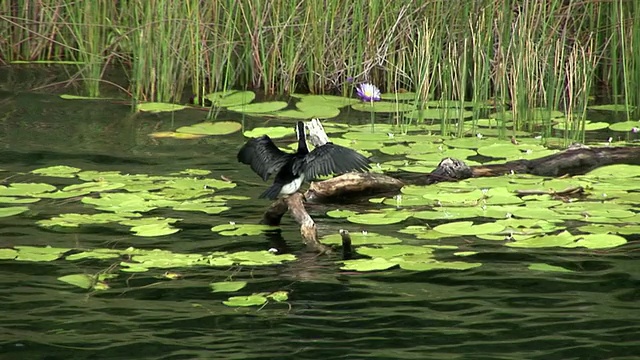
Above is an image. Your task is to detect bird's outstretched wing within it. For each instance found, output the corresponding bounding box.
[237,135,292,181]
[299,143,371,180]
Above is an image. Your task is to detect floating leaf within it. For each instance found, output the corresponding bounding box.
[588,104,636,112]
[137,102,187,113]
[228,101,288,114]
[347,210,411,225]
[528,263,574,273]
[0,183,56,196]
[243,126,294,139]
[205,90,255,107]
[31,165,82,178]
[356,245,432,259]
[148,131,208,139]
[397,260,482,271]
[0,248,18,260]
[433,221,504,235]
[567,234,627,249]
[341,258,397,271]
[60,94,108,100]
[608,121,639,132]
[380,92,417,101]
[130,223,180,237]
[0,196,40,204]
[0,206,29,217]
[223,294,268,307]
[14,245,69,262]
[320,232,402,245]
[211,281,247,293]
[211,223,275,236]
[176,121,241,135]
[267,291,289,302]
[58,274,95,289]
[351,101,415,113]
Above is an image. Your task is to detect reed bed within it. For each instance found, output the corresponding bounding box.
[0,0,638,132]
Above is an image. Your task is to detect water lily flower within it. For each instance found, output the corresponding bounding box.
[356,83,381,102]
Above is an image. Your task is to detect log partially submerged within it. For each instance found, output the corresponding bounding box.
[262,120,640,251]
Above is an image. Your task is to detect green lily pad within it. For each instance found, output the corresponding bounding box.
[243,126,294,139]
[291,94,359,107]
[567,234,627,249]
[356,245,432,259]
[528,263,574,273]
[176,121,242,135]
[211,281,247,293]
[380,92,417,101]
[0,196,40,204]
[351,101,415,113]
[137,102,187,113]
[130,223,180,237]
[433,221,505,235]
[397,259,482,271]
[506,231,575,248]
[407,108,473,120]
[0,206,30,217]
[267,291,289,302]
[205,90,256,107]
[608,121,639,132]
[347,210,411,225]
[326,209,358,218]
[0,248,18,260]
[31,165,82,178]
[14,245,69,262]
[149,131,208,139]
[588,104,636,111]
[58,274,96,289]
[341,257,397,271]
[211,223,275,236]
[223,294,268,307]
[0,183,56,196]
[320,231,402,245]
[228,101,288,114]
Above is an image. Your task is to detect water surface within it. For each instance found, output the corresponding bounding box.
[0,92,638,360]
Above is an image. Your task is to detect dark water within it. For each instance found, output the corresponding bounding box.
[0,91,639,360]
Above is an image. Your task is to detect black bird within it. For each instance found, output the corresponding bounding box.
[237,121,371,199]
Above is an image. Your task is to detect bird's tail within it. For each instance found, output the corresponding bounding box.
[259,184,282,200]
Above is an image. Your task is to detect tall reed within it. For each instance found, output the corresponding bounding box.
[1,0,638,132]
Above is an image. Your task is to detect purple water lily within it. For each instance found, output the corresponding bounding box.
[356,83,381,102]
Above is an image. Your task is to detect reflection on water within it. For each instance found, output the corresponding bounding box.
[0,92,639,360]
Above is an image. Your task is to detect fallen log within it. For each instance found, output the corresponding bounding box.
[261,120,640,252]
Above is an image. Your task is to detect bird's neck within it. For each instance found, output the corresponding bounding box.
[296,122,309,155]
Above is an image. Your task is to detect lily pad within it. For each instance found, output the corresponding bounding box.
[211,281,247,293]
[320,231,402,245]
[211,223,275,236]
[228,101,288,114]
[0,183,56,196]
[347,210,411,225]
[31,165,82,178]
[176,121,242,135]
[528,263,574,273]
[433,221,505,235]
[243,126,294,139]
[223,294,268,307]
[137,102,187,113]
[397,260,482,271]
[58,274,96,289]
[351,101,415,113]
[341,258,397,271]
[588,104,636,112]
[608,121,639,132]
[205,90,255,107]
[0,206,30,217]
